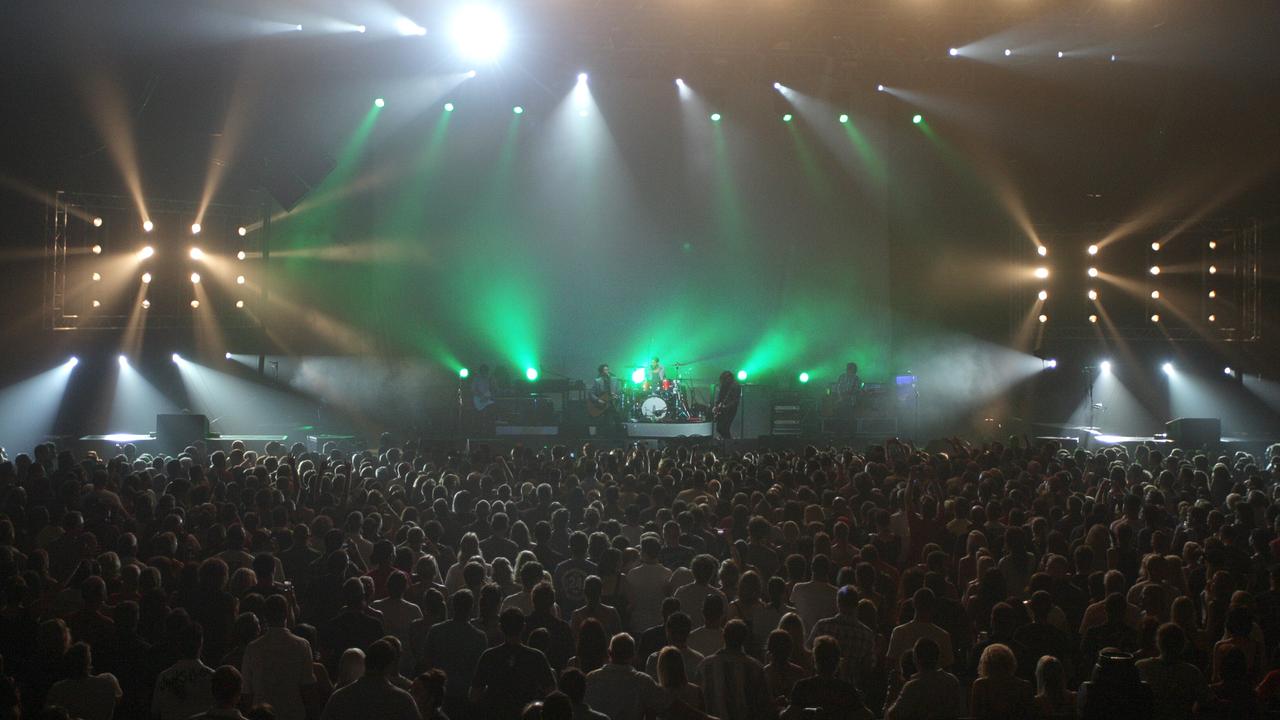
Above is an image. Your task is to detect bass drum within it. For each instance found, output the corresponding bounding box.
[639,395,670,421]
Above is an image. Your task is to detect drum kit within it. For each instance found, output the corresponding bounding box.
[631,377,692,421]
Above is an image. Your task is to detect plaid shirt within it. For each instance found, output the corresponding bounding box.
[808,613,876,685]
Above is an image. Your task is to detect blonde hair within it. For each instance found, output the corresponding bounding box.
[978,643,1017,679]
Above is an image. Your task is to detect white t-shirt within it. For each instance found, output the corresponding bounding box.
[625,562,673,633]
[241,627,318,720]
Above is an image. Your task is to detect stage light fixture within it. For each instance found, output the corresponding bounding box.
[235,300,245,308]
[710,113,721,122]
[675,78,685,88]
[1045,359,1058,369]
[295,24,303,31]
[189,247,204,260]
[118,355,128,367]
[1208,265,1217,274]
[237,251,247,260]
[773,82,783,90]
[876,84,885,92]
[1208,240,1217,250]
[1110,54,1117,62]
[1161,362,1174,375]
[93,217,103,227]
[782,114,793,123]
[631,368,645,384]
[737,370,748,381]
[1208,314,1216,323]
[912,114,923,125]
[1150,241,1160,251]
[525,367,538,381]
[190,300,200,309]
[1149,265,1160,275]
[67,357,79,368]
[798,372,810,383]
[374,98,385,108]
[1004,48,1012,56]
[451,5,507,61]
[92,244,102,255]
[356,25,366,33]
[459,367,470,379]
[1038,314,1047,323]
[236,275,245,285]
[1224,367,1235,377]
[512,105,523,115]
[466,70,478,78]
[1088,314,1098,324]
[839,114,849,124]
[1087,244,1098,256]
[190,272,201,284]
[1100,360,1112,374]
[142,299,150,309]
[141,272,151,284]
[1150,290,1160,299]
[1037,246,1047,257]
[444,102,455,112]
[394,18,426,36]
[948,48,959,57]
[91,299,100,308]
[1151,313,1160,323]
[1057,51,1065,59]
[1087,267,1098,278]
[138,246,155,260]
[191,222,201,235]
[143,220,154,232]
[1087,289,1098,301]
[1208,290,1216,298]
[92,272,101,281]
[1033,267,1049,279]
[225,352,233,359]
[237,226,247,237]
[1037,290,1048,301]
[171,353,181,364]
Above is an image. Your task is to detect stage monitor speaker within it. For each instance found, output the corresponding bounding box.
[1166,417,1221,447]
[739,386,774,440]
[156,414,209,452]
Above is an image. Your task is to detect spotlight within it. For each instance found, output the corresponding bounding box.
[1087,244,1098,256]
[912,114,923,125]
[141,299,150,309]
[237,250,247,261]
[1208,290,1216,298]
[451,5,508,61]
[93,217,103,227]
[839,114,849,124]
[782,114,793,123]
[190,272,201,284]
[773,82,783,90]
[171,353,181,364]
[1088,289,1098,301]
[459,367,470,379]
[1149,265,1160,275]
[190,300,200,309]
[356,25,366,33]
[1224,366,1235,377]
[1038,314,1047,324]
[631,368,645,384]
[191,222,201,235]
[1004,48,1012,57]
[141,272,152,284]
[118,355,128,367]
[1110,54,1117,62]
[374,98,385,108]
[295,24,303,31]
[67,356,79,368]
[737,370,748,381]
[525,367,539,381]
[92,272,101,281]
[1161,362,1174,375]
[138,246,154,260]
[1100,360,1112,374]
[91,299,100,308]
[1087,267,1099,278]
[1208,265,1217,274]
[1088,314,1098,324]
[465,70,478,78]
[1057,51,1065,59]
[710,113,721,122]
[1150,241,1160,252]
[444,102,455,112]
[236,275,246,285]
[225,352,232,359]
[189,247,204,260]
[143,220,154,233]
[1037,290,1048,301]
[91,244,102,255]
[1033,267,1049,279]
[1045,359,1058,369]
[1037,246,1047,257]
[948,48,959,57]
[675,78,685,88]
[1208,314,1216,323]
[876,84,885,92]
[1208,240,1217,250]
[1151,290,1160,299]
[1151,313,1160,323]
[512,105,523,115]
[798,372,810,384]
[238,226,247,237]
[394,18,427,36]
[235,300,245,308]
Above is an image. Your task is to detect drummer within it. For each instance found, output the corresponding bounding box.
[646,357,667,386]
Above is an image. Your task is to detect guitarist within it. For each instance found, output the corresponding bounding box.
[589,364,623,437]
[712,370,741,441]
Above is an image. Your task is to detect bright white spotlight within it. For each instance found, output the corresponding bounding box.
[1057,51,1065,59]
[171,353,181,364]
[295,24,303,31]
[1110,54,1117,62]
[1150,290,1160,299]
[237,250,247,261]
[773,82,783,90]
[451,5,508,61]
[876,84,885,92]
[1208,240,1217,250]
[1150,241,1160,252]
[1087,267,1099,278]
[92,272,101,281]
[138,246,154,260]
[1149,265,1160,275]
[1033,267,1049,279]
[578,72,588,83]
[189,247,204,260]
[1088,289,1098,301]
[190,300,200,309]
[1208,265,1217,274]
[93,217,103,227]
[1037,245,1047,257]
[1208,314,1216,323]
[190,272,201,284]
[1208,290,1216,298]
[1224,366,1235,377]
[1004,48,1012,57]
[236,275,246,285]
[142,220,154,233]
[91,300,100,308]
[191,222,201,235]
[225,352,232,360]
[1045,359,1058,369]
[1038,314,1048,324]
[394,18,427,36]
[141,299,150,309]
[1100,360,1112,374]
[675,78,685,87]
[1151,313,1161,323]
[117,355,128,367]
[465,69,478,78]
[235,300,245,308]
[91,244,102,255]
[67,357,79,368]
[1161,362,1175,376]
[238,226,247,237]
[1087,244,1098,256]
[948,48,959,57]
[141,272,152,284]
[1037,290,1048,301]
[356,25,366,33]
[1088,314,1098,324]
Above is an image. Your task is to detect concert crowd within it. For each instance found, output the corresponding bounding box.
[1,433,1279,720]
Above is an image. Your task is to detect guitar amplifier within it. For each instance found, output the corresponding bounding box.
[1166,418,1220,447]
[156,414,209,452]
